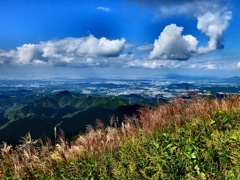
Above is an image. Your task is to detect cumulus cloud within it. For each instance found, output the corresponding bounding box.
[160,0,232,54]
[97,6,110,12]
[150,24,198,60]
[0,50,17,65]
[41,35,125,58]
[128,0,232,59]
[17,44,43,64]
[197,11,232,54]
[0,35,126,67]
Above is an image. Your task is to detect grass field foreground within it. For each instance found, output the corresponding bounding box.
[0,95,240,179]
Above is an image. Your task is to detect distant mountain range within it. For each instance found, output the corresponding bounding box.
[165,74,240,84]
[164,74,220,80]
[225,76,240,83]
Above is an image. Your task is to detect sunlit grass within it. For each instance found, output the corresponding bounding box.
[0,95,240,179]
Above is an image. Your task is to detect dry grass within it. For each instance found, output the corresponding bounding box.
[0,95,240,179]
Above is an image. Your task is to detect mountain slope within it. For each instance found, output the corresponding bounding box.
[0,91,142,144]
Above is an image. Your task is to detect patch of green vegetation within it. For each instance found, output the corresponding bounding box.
[46,111,240,179]
[0,92,139,144]
[1,97,239,179]
[93,98,128,110]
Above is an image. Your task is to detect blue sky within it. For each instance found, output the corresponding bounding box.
[0,0,240,79]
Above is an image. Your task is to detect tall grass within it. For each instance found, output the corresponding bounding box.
[0,95,240,179]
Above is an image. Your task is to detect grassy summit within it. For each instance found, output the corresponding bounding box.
[0,96,240,179]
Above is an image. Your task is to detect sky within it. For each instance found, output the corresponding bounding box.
[0,0,240,79]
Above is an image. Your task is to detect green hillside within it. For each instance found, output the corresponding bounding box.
[0,96,239,179]
[0,91,142,144]
[4,91,129,121]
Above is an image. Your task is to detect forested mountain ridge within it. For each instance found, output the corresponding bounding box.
[0,91,143,144]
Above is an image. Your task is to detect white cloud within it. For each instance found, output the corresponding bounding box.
[160,1,232,55]
[197,11,232,54]
[136,44,153,51]
[0,50,17,64]
[237,62,240,68]
[0,35,126,67]
[129,0,232,59]
[149,8,232,60]
[75,35,125,57]
[17,44,42,64]
[97,6,110,12]
[32,59,47,65]
[203,64,217,70]
[126,54,237,70]
[150,24,198,60]
[128,60,160,68]
[127,59,182,69]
